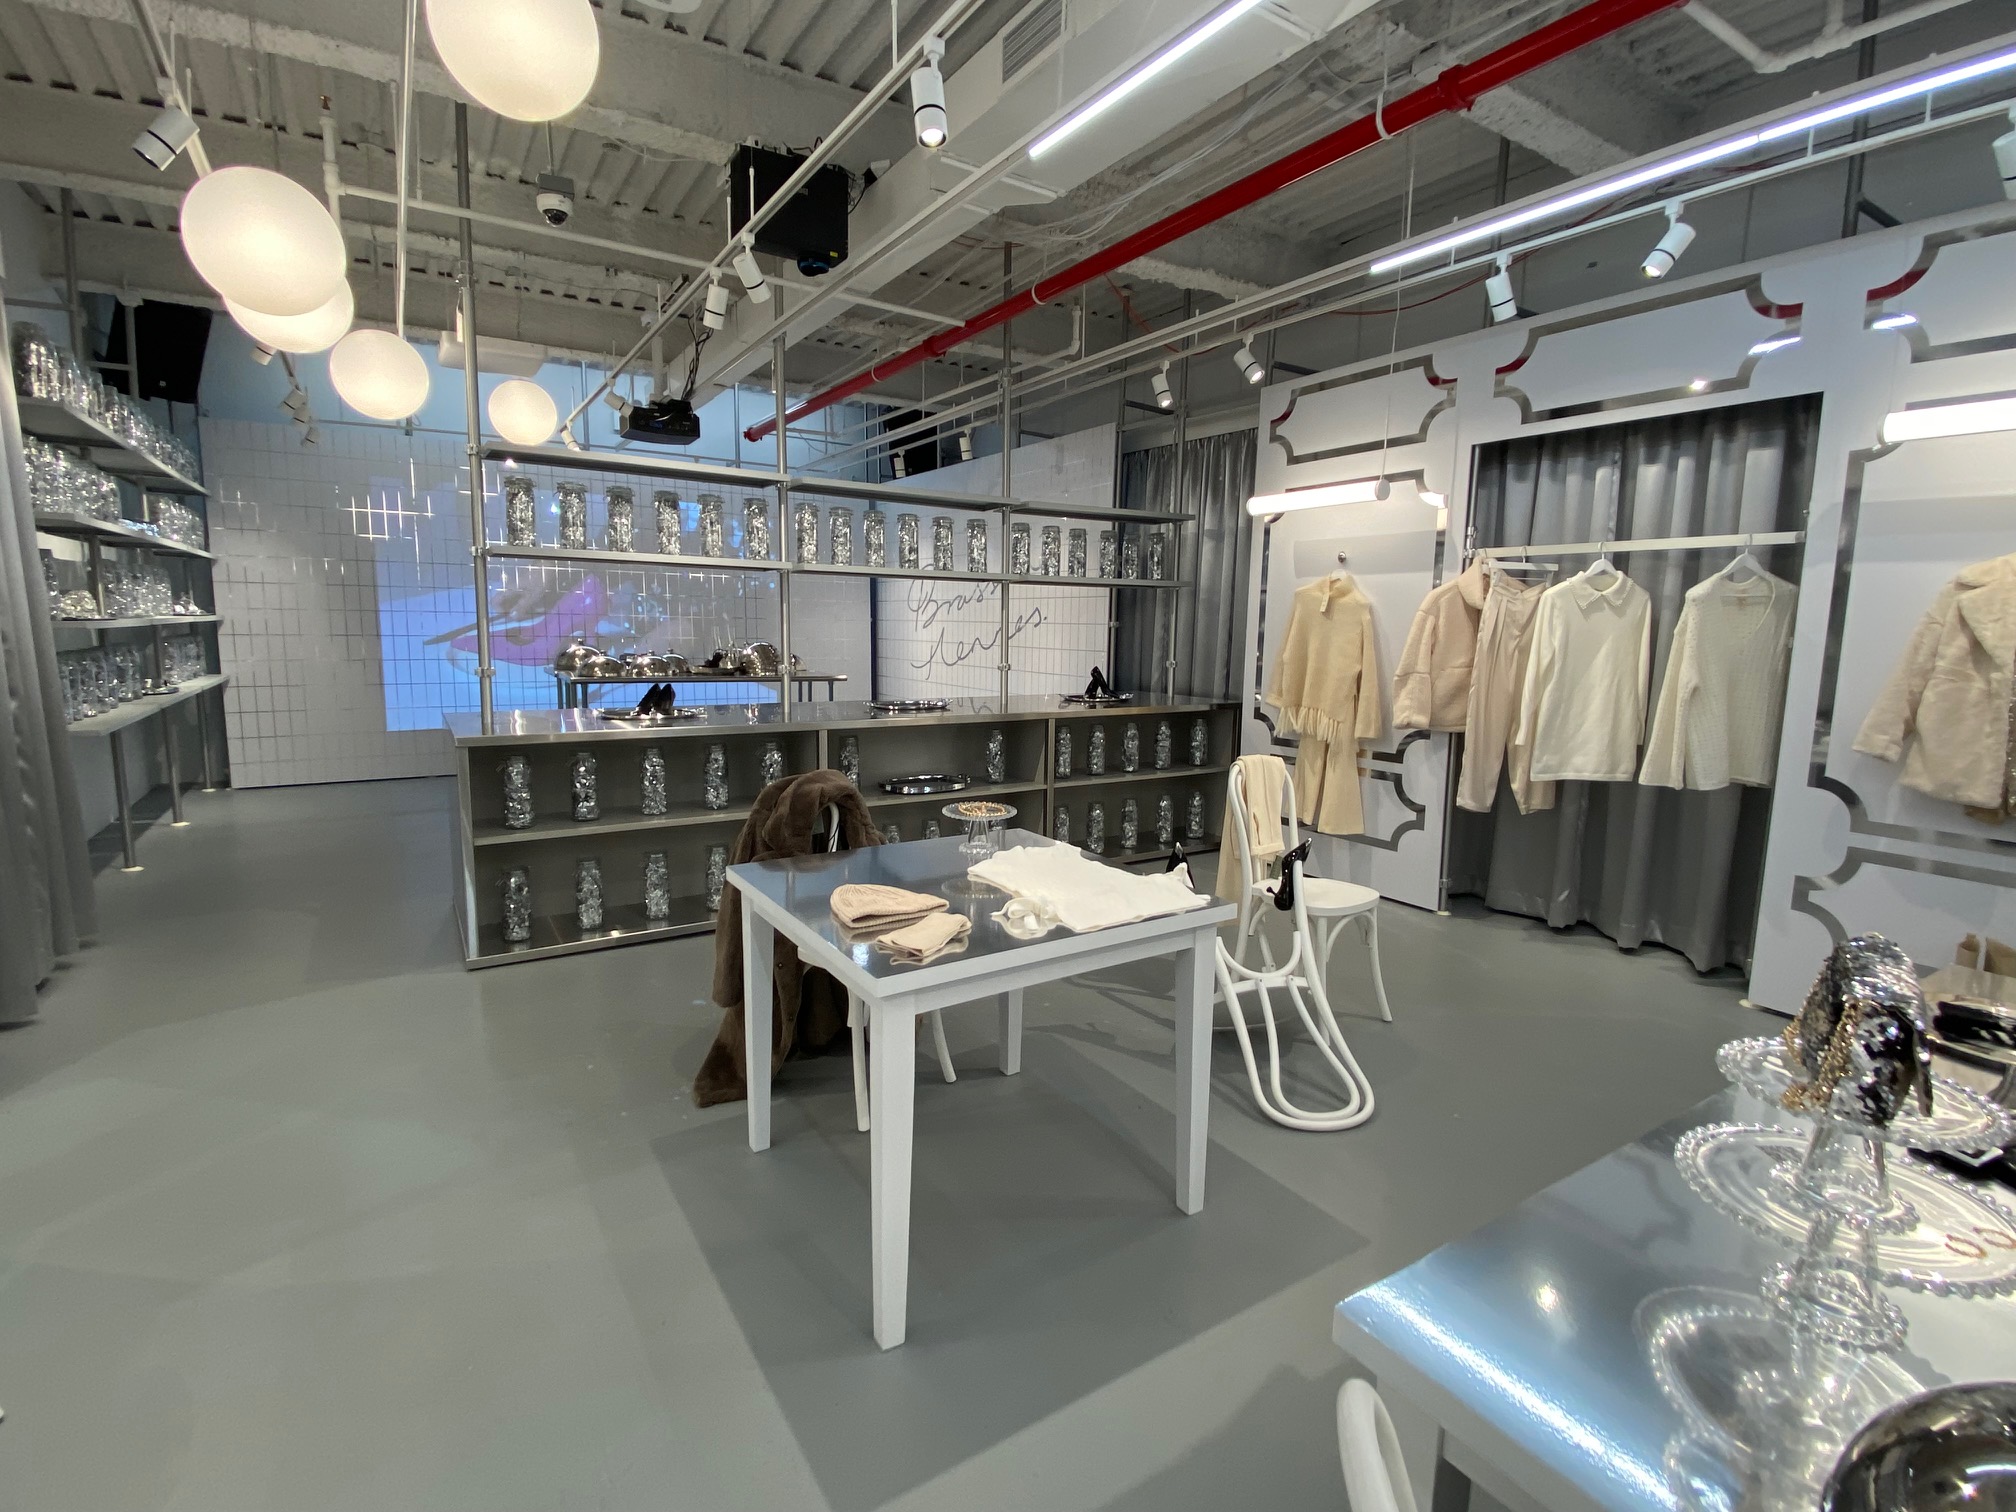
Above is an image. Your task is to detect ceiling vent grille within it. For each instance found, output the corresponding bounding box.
[1002,0,1063,83]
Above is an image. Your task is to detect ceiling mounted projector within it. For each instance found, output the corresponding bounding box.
[620,396,701,445]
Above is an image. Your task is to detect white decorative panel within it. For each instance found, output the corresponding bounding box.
[1503,289,1782,414]
[1268,364,1445,468]
[1891,228,2016,348]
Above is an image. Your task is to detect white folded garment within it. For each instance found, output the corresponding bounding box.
[969,845,1208,933]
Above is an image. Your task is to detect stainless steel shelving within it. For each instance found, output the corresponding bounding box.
[18,395,208,495]
[55,614,221,631]
[33,512,216,560]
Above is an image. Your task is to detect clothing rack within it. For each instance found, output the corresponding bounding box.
[1474,529,1804,560]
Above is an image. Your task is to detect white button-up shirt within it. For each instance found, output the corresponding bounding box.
[1640,572,1797,790]
[1514,569,1653,783]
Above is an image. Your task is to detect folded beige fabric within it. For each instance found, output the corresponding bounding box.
[831,883,948,931]
[876,911,971,965]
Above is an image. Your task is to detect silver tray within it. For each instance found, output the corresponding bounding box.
[878,774,971,795]
[596,707,706,725]
[868,699,950,714]
[1058,693,1134,706]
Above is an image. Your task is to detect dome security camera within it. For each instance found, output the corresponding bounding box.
[535,173,576,227]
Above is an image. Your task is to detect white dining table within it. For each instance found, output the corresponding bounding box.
[728,829,1237,1348]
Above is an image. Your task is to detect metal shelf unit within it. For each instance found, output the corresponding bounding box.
[33,512,216,560]
[18,395,208,494]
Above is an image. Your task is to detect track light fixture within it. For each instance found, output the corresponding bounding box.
[1151,362,1175,410]
[892,447,910,479]
[1485,258,1519,323]
[1234,341,1264,385]
[957,429,974,462]
[702,276,731,331]
[1995,105,2016,199]
[133,104,198,171]
[281,387,310,421]
[1641,205,1696,279]
[732,239,770,304]
[911,37,948,150]
[301,424,322,449]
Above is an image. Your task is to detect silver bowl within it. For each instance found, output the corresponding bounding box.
[1823,1382,2016,1510]
[621,651,676,677]
[553,637,601,674]
[741,640,783,675]
[577,652,624,679]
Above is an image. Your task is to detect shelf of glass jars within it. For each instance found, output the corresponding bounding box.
[476,898,714,964]
[483,542,777,574]
[484,544,1188,591]
[1083,833,1222,866]
[17,394,208,495]
[34,511,215,560]
[483,442,785,490]
[55,614,221,632]
[63,673,229,737]
[1054,764,1231,790]
[472,799,753,848]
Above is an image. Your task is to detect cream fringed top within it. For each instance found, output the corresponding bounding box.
[1264,574,1385,751]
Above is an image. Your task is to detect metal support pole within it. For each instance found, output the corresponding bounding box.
[774,329,793,719]
[1166,293,1192,702]
[163,708,187,825]
[997,243,1014,707]
[88,538,106,617]
[59,188,83,357]
[454,104,494,730]
[1839,0,1882,237]
[110,728,140,870]
[123,299,141,398]
[196,688,219,790]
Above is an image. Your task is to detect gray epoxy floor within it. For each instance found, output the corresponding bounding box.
[0,778,1766,1511]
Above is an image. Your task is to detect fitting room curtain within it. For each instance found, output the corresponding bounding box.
[1446,395,1818,972]
[1114,428,1256,698]
[0,320,97,1024]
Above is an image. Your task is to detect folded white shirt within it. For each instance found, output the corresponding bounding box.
[969,845,1207,933]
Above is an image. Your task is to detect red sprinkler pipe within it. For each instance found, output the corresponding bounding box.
[747,0,1686,442]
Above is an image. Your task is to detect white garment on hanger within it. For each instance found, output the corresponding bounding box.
[1514,568,1653,783]
[1639,571,1797,790]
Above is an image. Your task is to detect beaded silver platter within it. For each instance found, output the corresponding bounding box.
[1716,1036,2016,1153]
[596,707,705,724]
[867,699,950,715]
[878,774,970,795]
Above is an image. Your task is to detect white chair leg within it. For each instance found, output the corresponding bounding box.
[1362,909,1394,1023]
[1337,1380,1420,1512]
[849,995,871,1133]
[928,1010,956,1083]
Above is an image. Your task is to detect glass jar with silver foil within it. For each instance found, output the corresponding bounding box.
[1086,802,1106,854]
[571,750,599,820]
[1053,805,1070,843]
[606,486,635,552]
[1147,531,1169,581]
[932,516,954,572]
[1154,720,1172,770]
[557,483,589,550]
[743,497,773,560]
[759,740,785,785]
[1121,538,1141,580]
[967,519,989,574]
[794,499,819,565]
[705,844,728,911]
[503,475,538,547]
[839,735,860,784]
[575,858,604,932]
[643,851,672,922]
[829,505,854,566]
[1121,723,1140,773]
[864,506,887,568]
[883,823,902,845]
[897,513,920,570]
[923,820,941,839]
[1098,529,1118,579]
[1088,723,1106,775]
[699,495,726,557]
[640,747,668,816]
[1120,798,1140,852]
[1190,717,1209,767]
[985,728,1005,783]
[654,490,682,553]
[502,866,533,944]
[1186,791,1206,840]
[501,753,534,829]
[1010,522,1032,576]
[703,743,728,810]
[1039,525,1061,577]
[1155,794,1175,848]
[1054,725,1072,779]
[1067,528,1087,577]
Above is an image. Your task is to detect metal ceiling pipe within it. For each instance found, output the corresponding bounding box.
[746,0,1688,442]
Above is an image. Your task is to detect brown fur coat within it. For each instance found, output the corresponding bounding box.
[691,768,883,1106]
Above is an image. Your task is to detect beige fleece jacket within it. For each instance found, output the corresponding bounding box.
[1265,574,1383,835]
[1392,562,1488,731]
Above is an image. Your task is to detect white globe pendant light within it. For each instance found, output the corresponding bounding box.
[425,0,600,122]
[180,166,348,317]
[487,378,558,445]
[329,328,431,421]
[226,282,354,355]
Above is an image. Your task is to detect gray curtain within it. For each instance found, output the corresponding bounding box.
[1114,428,1255,698]
[1447,396,1818,972]
[0,321,97,1024]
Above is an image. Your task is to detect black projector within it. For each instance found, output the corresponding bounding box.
[621,397,701,445]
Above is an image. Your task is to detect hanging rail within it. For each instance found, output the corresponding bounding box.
[1474,529,1804,559]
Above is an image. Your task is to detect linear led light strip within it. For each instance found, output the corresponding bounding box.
[1029,0,1268,160]
[1371,43,2016,274]
[1883,396,2016,442]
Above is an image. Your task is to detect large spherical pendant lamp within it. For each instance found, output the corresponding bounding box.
[180,166,348,317]
[487,378,558,445]
[329,329,431,420]
[226,283,354,355]
[425,0,600,122]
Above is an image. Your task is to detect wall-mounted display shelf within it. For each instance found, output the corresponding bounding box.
[444,696,1237,968]
[484,542,778,574]
[18,394,208,495]
[33,512,215,560]
[55,614,222,632]
[63,672,228,736]
[483,442,785,490]
[66,673,228,870]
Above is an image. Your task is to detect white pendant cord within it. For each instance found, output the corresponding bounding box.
[1213,864,1376,1132]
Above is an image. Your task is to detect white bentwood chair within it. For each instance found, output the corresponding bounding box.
[1337,1380,1420,1512]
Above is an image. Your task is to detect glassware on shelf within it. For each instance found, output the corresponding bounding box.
[10,323,200,479]
[1120,798,1140,851]
[1067,527,1087,577]
[946,799,1015,860]
[502,867,533,944]
[1187,791,1207,840]
[503,475,538,547]
[1098,530,1117,579]
[1121,538,1141,580]
[1190,717,1209,767]
[759,740,785,785]
[643,851,672,922]
[883,822,902,845]
[1121,723,1140,773]
[1156,794,1175,848]
[557,483,589,550]
[1085,802,1106,853]
[1039,525,1061,577]
[1055,725,1072,779]
[1088,723,1106,775]
[1147,530,1167,581]
[640,747,668,816]
[967,519,989,574]
[575,858,605,932]
[985,728,1006,783]
[501,753,534,829]
[1154,721,1172,770]
[40,550,59,617]
[932,516,954,572]
[794,500,819,565]
[864,506,887,567]
[897,513,920,570]
[1053,805,1070,843]
[829,505,854,566]
[924,820,941,839]
[703,743,728,809]
[1009,522,1032,576]
[654,490,682,553]
[705,844,728,911]
[838,735,860,784]
[699,495,726,557]
[571,750,599,820]
[605,486,635,552]
[743,497,773,560]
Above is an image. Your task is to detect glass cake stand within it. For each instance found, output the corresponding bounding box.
[942,800,1015,897]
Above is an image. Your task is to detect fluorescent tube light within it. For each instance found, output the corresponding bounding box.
[1881,396,2016,443]
[1370,44,2016,276]
[1246,479,1391,516]
[1029,0,1267,160]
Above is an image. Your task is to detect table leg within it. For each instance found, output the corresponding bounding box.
[195,688,219,791]
[742,907,775,1152]
[869,1000,916,1349]
[163,706,188,826]
[997,989,1023,1075]
[1174,932,1213,1214]
[110,727,140,872]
